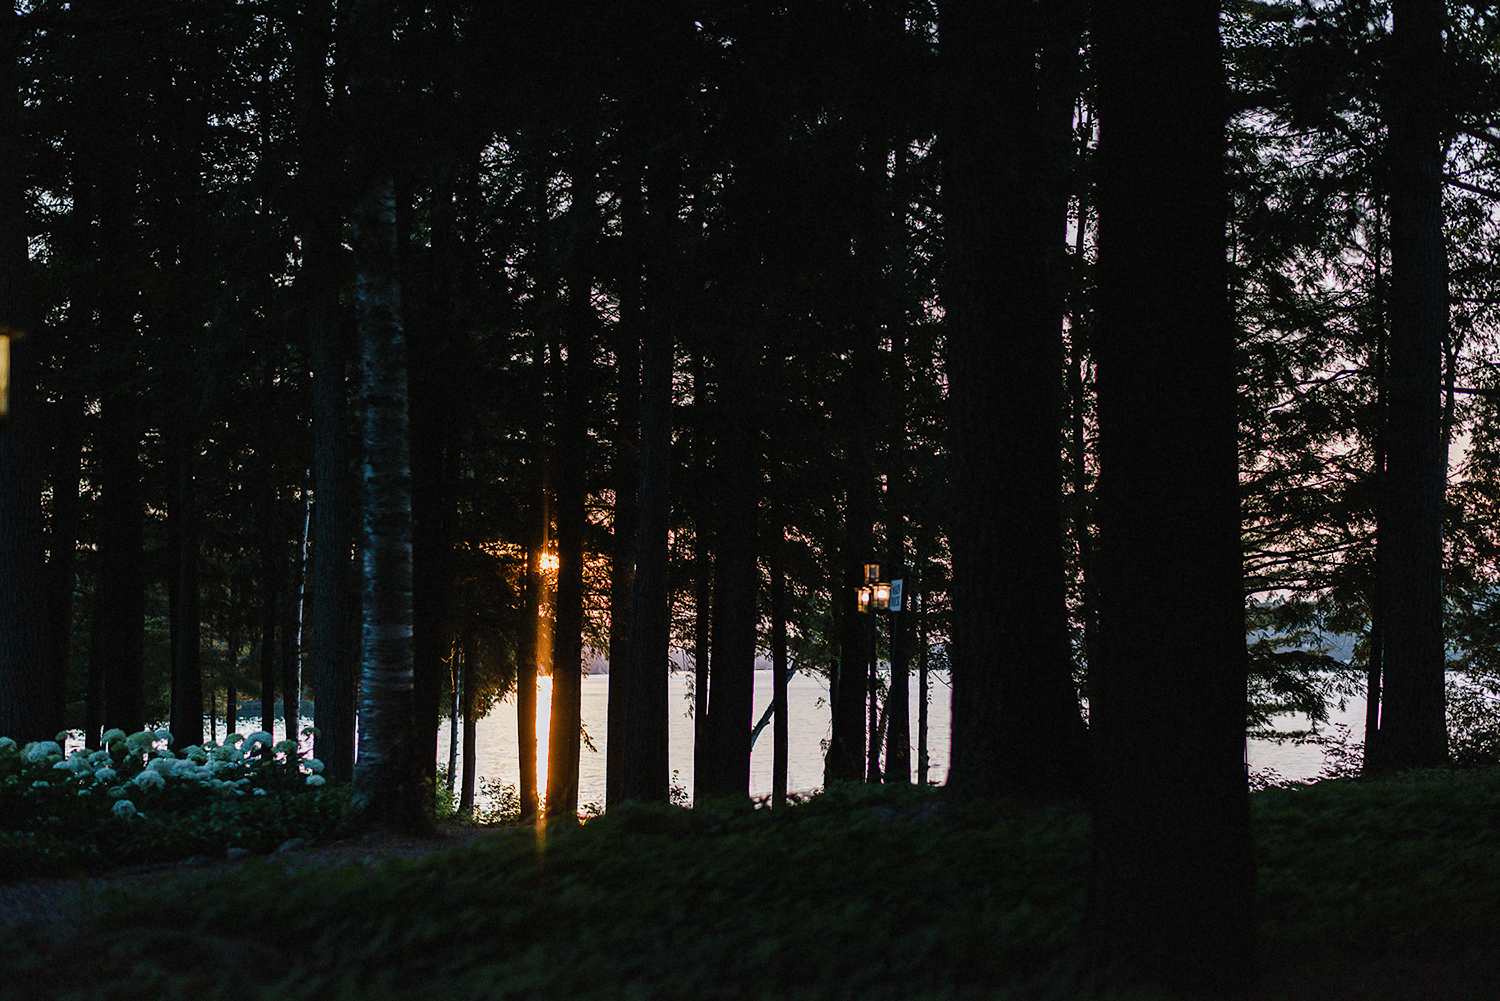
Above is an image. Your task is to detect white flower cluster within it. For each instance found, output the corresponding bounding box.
[3,728,329,821]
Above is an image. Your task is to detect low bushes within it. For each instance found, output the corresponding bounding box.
[0,729,344,879]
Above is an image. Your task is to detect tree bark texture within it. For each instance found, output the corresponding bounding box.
[348,167,430,833]
[1088,1,1256,991]
[347,165,429,831]
[940,0,1088,801]
[344,0,429,831]
[618,160,675,804]
[1371,0,1449,772]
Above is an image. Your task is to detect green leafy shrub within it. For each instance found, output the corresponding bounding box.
[1447,677,1500,768]
[0,729,344,879]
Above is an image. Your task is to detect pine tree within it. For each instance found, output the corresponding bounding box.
[1087,0,1256,990]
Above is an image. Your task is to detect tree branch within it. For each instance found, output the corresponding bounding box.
[1446,175,1500,200]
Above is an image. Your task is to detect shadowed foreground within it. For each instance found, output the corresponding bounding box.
[3,776,1499,1000]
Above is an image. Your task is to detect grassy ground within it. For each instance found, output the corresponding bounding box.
[3,772,1498,1000]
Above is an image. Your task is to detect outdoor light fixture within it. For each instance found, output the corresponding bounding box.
[858,564,891,614]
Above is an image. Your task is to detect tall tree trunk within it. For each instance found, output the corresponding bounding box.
[516,486,545,821]
[0,22,50,741]
[259,482,281,738]
[347,166,430,833]
[701,339,759,803]
[284,481,310,740]
[546,440,586,819]
[867,609,881,784]
[408,358,454,810]
[826,357,875,785]
[95,391,146,740]
[883,334,911,785]
[90,127,145,741]
[883,565,910,783]
[605,178,643,808]
[545,155,597,819]
[1370,0,1449,773]
[409,160,462,813]
[344,0,430,833]
[1087,1,1255,991]
[915,542,929,785]
[940,0,1088,801]
[44,351,83,739]
[300,0,356,783]
[459,628,478,817]
[770,550,789,807]
[170,435,204,750]
[690,351,714,803]
[311,297,356,781]
[226,677,237,736]
[619,161,674,805]
[446,657,458,799]
[1365,288,1387,769]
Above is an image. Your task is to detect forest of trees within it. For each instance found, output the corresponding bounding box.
[2,0,1499,992]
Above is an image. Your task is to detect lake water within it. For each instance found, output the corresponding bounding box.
[212,668,1362,810]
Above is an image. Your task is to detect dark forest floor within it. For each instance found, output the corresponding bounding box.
[2,775,1497,1000]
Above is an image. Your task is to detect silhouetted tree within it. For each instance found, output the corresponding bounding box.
[1369,0,1450,773]
[940,0,1089,801]
[1087,0,1256,992]
[344,0,432,835]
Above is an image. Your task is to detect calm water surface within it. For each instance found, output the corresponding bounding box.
[215,667,1357,810]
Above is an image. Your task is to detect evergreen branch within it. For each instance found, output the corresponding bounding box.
[1460,127,1500,154]
[1446,175,1500,200]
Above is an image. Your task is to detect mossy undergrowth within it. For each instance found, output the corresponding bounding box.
[6,773,1500,1000]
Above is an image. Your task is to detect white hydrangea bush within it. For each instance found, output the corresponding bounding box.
[0,726,328,828]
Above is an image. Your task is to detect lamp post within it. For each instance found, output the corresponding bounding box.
[857,562,889,782]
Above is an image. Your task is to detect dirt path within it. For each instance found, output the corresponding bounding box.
[0,824,499,942]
